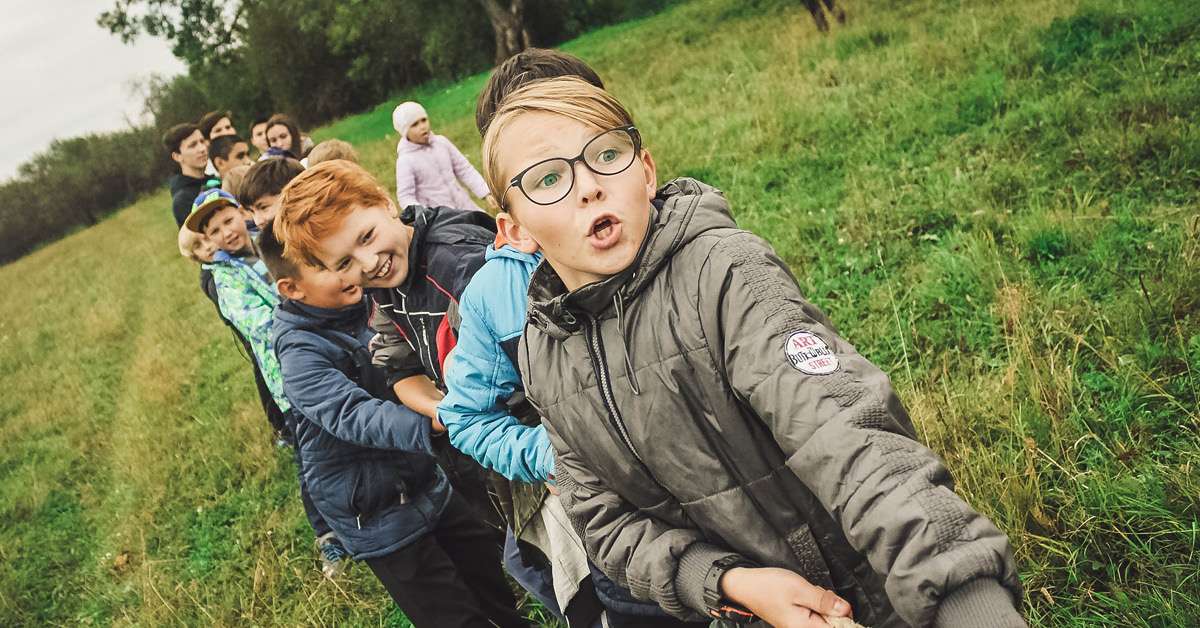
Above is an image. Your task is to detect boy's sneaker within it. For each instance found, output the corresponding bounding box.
[316,532,350,579]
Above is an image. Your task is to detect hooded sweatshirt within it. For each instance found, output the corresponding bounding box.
[519,178,1025,627]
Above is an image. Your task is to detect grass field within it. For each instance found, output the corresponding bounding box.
[2,0,1198,625]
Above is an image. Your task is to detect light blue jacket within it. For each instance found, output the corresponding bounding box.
[438,245,553,483]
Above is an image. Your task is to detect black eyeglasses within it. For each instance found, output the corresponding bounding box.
[505,125,641,207]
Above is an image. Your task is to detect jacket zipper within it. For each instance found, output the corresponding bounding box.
[418,319,432,378]
[583,316,643,462]
[399,292,436,380]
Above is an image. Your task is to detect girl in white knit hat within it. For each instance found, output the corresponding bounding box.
[392,101,498,213]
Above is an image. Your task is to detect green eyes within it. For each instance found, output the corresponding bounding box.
[538,172,561,189]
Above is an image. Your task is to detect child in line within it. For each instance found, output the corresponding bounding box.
[209,135,253,179]
[275,160,508,528]
[249,116,271,157]
[272,166,529,628]
[392,101,497,212]
[266,114,312,161]
[199,110,237,140]
[307,139,359,166]
[262,223,523,626]
[199,111,238,177]
[439,48,700,628]
[163,123,216,227]
[221,164,251,198]
[180,221,289,446]
[178,224,218,264]
[240,157,306,230]
[183,189,349,578]
[480,77,1026,628]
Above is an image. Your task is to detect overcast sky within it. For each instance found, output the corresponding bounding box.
[0,0,185,181]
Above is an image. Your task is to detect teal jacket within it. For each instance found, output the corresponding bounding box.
[204,249,289,412]
[437,245,553,483]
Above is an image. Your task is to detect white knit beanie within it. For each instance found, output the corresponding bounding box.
[392,101,428,136]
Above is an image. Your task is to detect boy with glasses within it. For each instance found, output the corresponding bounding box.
[478,77,1026,628]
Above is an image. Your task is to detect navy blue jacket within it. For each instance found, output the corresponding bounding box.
[273,297,450,559]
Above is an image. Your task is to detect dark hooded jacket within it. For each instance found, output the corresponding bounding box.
[519,178,1024,627]
[367,204,496,389]
[273,297,449,559]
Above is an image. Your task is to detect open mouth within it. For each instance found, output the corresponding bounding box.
[370,255,394,280]
[587,214,622,250]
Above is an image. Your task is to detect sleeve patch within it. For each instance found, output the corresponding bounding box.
[785,331,839,375]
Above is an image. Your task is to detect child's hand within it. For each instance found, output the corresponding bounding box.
[720,566,852,628]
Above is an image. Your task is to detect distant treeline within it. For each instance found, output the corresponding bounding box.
[0,0,674,264]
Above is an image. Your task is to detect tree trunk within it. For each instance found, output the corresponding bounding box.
[479,0,531,64]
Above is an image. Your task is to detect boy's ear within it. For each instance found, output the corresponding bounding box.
[171,151,183,165]
[276,277,304,302]
[496,211,540,254]
[639,148,658,201]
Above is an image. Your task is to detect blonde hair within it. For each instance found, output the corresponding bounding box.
[221,164,251,197]
[178,225,206,263]
[307,139,360,166]
[275,159,393,265]
[481,77,635,205]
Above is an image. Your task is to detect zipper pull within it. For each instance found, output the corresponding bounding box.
[356,514,362,530]
[399,492,409,505]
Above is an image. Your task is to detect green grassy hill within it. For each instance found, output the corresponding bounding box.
[2,0,1197,624]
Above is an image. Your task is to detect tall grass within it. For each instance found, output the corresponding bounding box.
[2,0,1197,625]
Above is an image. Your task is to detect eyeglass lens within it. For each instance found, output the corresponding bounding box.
[518,128,638,205]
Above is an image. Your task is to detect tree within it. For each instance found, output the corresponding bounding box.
[479,0,532,63]
[98,0,244,68]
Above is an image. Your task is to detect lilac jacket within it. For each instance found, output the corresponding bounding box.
[395,134,489,211]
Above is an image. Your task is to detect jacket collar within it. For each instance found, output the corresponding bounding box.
[277,296,369,334]
[397,135,435,155]
[486,244,542,265]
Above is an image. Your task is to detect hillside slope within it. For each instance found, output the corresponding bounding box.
[1,0,1197,625]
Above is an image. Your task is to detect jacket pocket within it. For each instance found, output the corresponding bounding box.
[351,459,405,522]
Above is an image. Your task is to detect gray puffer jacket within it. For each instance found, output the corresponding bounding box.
[519,178,1024,628]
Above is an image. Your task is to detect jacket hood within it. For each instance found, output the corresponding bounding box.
[394,204,496,294]
[527,177,735,340]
